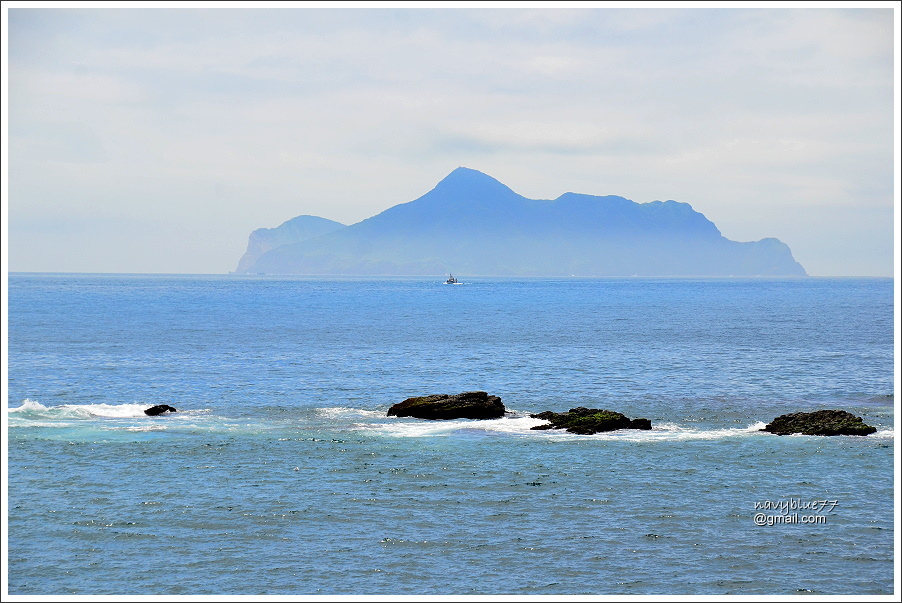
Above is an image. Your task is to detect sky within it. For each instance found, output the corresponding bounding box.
[3,4,899,276]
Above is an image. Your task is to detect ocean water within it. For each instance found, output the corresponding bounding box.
[5,274,895,595]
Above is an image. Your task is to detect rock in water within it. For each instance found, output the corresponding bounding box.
[626,418,652,430]
[761,410,876,436]
[144,404,178,416]
[529,407,652,434]
[387,391,505,420]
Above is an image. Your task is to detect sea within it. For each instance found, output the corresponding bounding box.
[5,274,896,596]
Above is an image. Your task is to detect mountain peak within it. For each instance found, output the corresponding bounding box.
[443,166,496,181]
[432,167,517,197]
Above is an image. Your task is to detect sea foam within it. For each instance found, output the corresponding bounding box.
[8,399,152,419]
[366,412,775,441]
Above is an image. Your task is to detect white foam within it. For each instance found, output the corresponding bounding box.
[370,414,548,438]
[592,422,769,442]
[316,407,386,420]
[124,425,168,432]
[7,399,48,413]
[365,414,776,441]
[7,400,184,420]
[870,428,895,440]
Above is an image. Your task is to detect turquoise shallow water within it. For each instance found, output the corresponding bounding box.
[6,275,895,594]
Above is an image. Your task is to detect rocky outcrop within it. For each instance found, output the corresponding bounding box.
[761,410,876,436]
[387,391,505,420]
[144,404,177,416]
[530,407,652,434]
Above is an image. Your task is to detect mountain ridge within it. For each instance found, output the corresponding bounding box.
[235,167,807,277]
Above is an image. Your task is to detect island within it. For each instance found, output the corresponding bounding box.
[235,167,807,277]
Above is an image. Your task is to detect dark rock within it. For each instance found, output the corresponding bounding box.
[627,418,653,430]
[761,409,876,436]
[529,407,652,434]
[387,391,505,420]
[530,423,558,431]
[144,404,178,416]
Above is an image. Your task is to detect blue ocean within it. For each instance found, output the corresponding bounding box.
[6,274,895,595]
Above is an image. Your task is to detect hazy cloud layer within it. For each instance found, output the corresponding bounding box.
[6,7,896,275]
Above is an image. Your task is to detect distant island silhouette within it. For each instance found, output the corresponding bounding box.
[235,167,807,277]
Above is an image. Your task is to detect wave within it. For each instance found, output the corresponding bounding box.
[9,401,893,442]
[6,399,215,433]
[361,413,548,438]
[366,413,776,441]
[8,399,156,419]
[315,406,387,421]
[350,410,894,442]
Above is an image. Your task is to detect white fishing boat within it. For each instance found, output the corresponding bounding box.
[445,274,459,284]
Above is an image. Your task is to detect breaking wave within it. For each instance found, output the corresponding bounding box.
[365,412,776,441]
[9,401,892,442]
[9,399,156,419]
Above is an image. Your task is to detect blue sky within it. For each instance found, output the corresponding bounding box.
[4,5,898,275]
